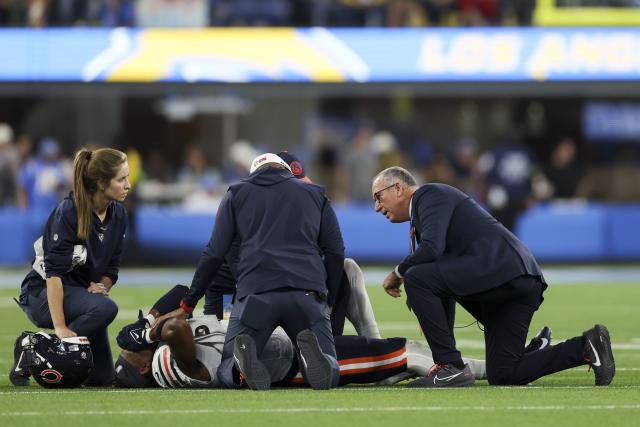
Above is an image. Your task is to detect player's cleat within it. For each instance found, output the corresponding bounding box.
[9,332,31,386]
[583,324,615,386]
[296,329,335,390]
[525,326,552,353]
[407,363,475,388]
[233,334,271,390]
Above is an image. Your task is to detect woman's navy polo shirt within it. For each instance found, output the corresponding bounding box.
[22,192,128,289]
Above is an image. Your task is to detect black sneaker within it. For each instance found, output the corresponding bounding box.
[233,334,271,390]
[525,326,552,353]
[9,332,31,386]
[296,329,336,390]
[407,363,475,388]
[583,324,615,386]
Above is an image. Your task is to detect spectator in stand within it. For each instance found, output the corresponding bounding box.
[422,0,459,26]
[312,0,388,27]
[26,0,51,27]
[49,0,91,26]
[542,137,582,200]
[309,120,343,200]
[178,145,223,212]
[212,0,292,26]
[373,130,404,171]
[0,123,18,205]
[14,132,34,170]
[451,138,484,200]
[497,0,534,25]
[459,0,498,26]
[387,0,430,27]
[0,0,10,25]
[177,145,221,191]
[143,149,173,183]
[422,150,454,185]
[17,137,71,212]
[337,122,379,203]
[99,0,134,27]
[222,140,257,183]
[478,137,535,231]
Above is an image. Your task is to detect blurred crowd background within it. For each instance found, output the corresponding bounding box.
[1,0,640,264]
[2,94,638,233]
[0,0,637,29]
[0,0,545,28]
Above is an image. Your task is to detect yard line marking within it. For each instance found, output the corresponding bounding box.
[2,405,640,417]
[1,385,640,396]
[559,368,640,373]
[353,333,640,351]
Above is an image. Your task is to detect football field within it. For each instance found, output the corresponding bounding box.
[1,274,639,427]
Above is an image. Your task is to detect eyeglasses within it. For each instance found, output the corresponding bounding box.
[373,183,397,203]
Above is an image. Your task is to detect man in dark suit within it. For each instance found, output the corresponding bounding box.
[165,153,345,390]
[372,166,615,387]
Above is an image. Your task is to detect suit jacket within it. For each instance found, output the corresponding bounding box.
[397,183,545,295]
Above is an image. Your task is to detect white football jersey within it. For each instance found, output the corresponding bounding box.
[151,316,295,388]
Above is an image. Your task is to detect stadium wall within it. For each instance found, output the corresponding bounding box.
[2,203,640,265]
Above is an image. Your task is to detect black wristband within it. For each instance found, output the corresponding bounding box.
[153,318,171,341]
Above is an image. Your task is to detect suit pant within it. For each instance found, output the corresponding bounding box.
[18,284,118,386]
[403,267,586,385]
[217,288,340,388]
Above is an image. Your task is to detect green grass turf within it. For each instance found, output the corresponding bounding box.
[1,283,639,427]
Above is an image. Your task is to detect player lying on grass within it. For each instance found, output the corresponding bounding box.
[113,282,488,388]
[8,259,547,389]
[113,272,551,388]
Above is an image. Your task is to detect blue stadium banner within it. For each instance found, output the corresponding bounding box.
[1,27,640,83]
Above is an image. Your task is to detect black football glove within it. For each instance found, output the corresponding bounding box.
[116,309,153,351]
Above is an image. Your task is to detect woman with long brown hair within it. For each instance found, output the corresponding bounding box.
[12,147,130,386]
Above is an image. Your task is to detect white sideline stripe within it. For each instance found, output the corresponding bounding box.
[1,385,640,396]
[340,353,407,371]
[3,266,640,288]
[388,336,640,351]
[2,404,640,417]
[559,368,640,374]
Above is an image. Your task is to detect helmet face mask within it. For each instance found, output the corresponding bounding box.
[21,331,94,388]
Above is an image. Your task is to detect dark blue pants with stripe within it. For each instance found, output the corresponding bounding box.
[217,289,340,388]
